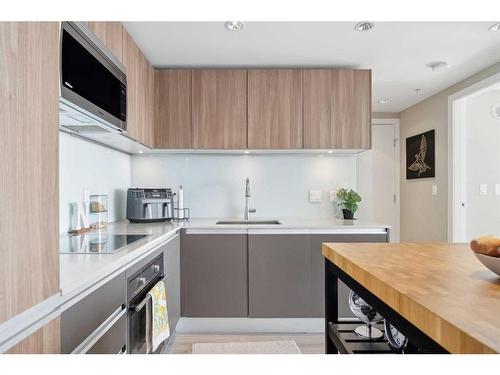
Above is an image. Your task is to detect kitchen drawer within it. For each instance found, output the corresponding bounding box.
[87,311,127,354]
[61,272,126,353]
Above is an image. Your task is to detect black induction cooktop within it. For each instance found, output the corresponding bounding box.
[60,234,147,254]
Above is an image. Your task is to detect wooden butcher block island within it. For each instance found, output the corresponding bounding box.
[322,242,500,354]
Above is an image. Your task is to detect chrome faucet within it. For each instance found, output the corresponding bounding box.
[244,178,256,220]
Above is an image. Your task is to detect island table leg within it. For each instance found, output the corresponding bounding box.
[325,259,339,354]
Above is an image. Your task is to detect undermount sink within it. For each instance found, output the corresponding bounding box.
[216,220,282,225]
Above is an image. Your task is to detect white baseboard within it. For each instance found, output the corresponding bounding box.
[176,317,358,334]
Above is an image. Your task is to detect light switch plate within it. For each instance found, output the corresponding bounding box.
[495,184,500,196]
[309,190,322,203]
[432,184,438,196]
[330,190,337,202]
[479,184,488,196]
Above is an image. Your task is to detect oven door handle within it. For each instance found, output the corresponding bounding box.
[131,276,164,312]
[71,305,127,354]
[133,294,151,312]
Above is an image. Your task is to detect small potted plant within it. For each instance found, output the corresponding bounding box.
[336,188,362,220]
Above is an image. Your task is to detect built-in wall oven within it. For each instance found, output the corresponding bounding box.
[127,254,164,354]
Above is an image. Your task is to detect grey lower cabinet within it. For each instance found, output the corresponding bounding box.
[61,272,127,354]
[164,234,181,332]
[181,231,248,317]
[310,233,389,318]
[248,233,311,318]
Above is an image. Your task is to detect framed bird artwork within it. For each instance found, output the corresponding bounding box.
[406,129,435,179]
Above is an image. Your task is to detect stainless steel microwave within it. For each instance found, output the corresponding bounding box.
[60,22,127,132]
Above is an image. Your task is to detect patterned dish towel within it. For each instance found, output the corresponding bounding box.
[147,280,170,352]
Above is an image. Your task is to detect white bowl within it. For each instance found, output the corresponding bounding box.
[474,253,500,276]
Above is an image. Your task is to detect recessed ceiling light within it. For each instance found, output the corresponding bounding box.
[378,98,389,104]
[488,22,500,31]
[225,21,244,32]
[244,150,250,154]
[427,61,449,72]
[327,150,333,154]
[354,22,374,32]
[138,150,144,154]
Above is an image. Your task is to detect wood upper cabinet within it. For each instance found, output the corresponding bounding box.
[87,22,124,63]
[0,22,60,353]
[248,70,303,149]
[144,60,155,147]
[123,28,154,148]
[155,70,192,148]
[192,69,247,149]
[303,69,371,149]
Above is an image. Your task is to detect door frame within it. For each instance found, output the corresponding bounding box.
[447,71,500,242]
[371,118,400,242]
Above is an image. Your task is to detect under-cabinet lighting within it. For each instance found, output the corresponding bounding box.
[225,21,244,32]
[354,22,374,32]
[488,23,500,31]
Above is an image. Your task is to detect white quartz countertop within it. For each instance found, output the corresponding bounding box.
[1,217,390,352]
[182,217,391,230]
[60,218,389,296]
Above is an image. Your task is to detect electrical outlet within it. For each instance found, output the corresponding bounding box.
[330,190,337,202]
[309,190,322,203]
[479,184,488,196]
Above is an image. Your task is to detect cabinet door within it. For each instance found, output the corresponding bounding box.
[87,21,123,63]
[192,69,247,149]
[155,70,192,148]
[248,69,303,149]
[310,233,388,318]
[123,29,154,147]
[0,22,60,353]
[303,69,371,149]
[181,232,248,317]
[144,60,155,147]
[163,235,181,332]
[248,234,311,318]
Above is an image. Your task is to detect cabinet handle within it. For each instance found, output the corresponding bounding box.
[71,306,127,354]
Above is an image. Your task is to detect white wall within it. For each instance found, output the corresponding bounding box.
[464,89,500,239]
[131,154,356,219]
[399,62,500,241]
[59,132,131,233]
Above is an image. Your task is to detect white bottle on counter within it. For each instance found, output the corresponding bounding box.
[177,185,184,219]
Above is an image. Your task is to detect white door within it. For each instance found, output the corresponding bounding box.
[356,122,400,241]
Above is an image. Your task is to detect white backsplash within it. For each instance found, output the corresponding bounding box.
[59,132,131,233]
[131,154,356,219]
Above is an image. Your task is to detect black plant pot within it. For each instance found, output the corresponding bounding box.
[342,209,354,220]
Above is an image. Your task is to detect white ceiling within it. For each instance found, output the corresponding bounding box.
[123,22,500,112]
